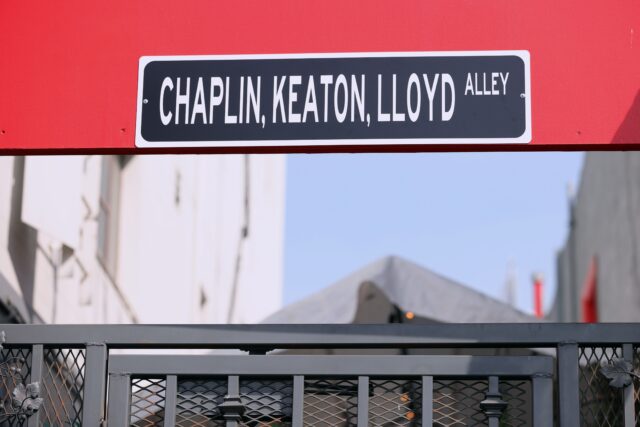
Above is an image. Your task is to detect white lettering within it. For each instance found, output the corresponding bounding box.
[350,75,365,122]
[482,73,490,95]
[422,73,439,121]
[288,75,301,123]
[209,77,224,124]
[464,73,474,96]
[491,72,499,95]
[190,77,207,124]
[246,76,261,124]
[160,77,173,125]
[175,77,190,125]
[272,76,287,123]
[500,72,509,95]
[392,74,405,122]
[441,73,455,121]
[224,77,237,124]
[406,73,421,122]
[334,74,348,123]
[377,74,390,122]
[238,76,245,123]
[302,76,319,123]
[320,75,333,122]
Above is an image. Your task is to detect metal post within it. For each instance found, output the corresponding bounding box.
[622,343,636,427]
[164,375,178,427]
[532,374,553,427]
[557,342,580,427]
[357,376,369,427]
[292,375,304,427]
[106,373,131,427]
[480,376,507,427]
[222,375,243,427]
[82,343,108,427]
[422,376,433,426]
[27,344,43,427]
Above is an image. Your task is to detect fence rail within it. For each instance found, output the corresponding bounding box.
[1,323,639,347]
[0,323,636,426]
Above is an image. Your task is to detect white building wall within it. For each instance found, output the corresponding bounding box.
[0,157,21,296]
[0,155,285,324]
[232,156,286,323]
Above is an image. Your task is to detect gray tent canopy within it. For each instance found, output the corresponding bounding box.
[263,256,536,324]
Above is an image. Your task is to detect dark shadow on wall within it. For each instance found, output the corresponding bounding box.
[612,90,640,143]
[8,157,38,322]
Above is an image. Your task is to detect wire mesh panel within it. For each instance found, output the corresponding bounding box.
[579,346,624,427]
[368,379,422,426]
[499,380,532,427]
[634,347,639,426]
[0,347,31,427]
[39,348,86,427]
[432,379,487,426]
[239,379,293,426]
[130,378,166,427]
[303,378,358,426]
[176,379,227,427]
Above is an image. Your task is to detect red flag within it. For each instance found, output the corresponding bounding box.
[581,257,598,323]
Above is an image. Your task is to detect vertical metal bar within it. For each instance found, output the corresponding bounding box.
[357,376,369,427]
[225,375,241,427]
[486,376,502,427]
[422,376,433,426]
[106,373,131,427]
[164,375,178,427]
[558,342,580,427]
[622,343,636,427]
[27,344,44,427]
[82,343,108,427]
[227,375,239,394]
[532,374,553,427]
[292,375,304,427]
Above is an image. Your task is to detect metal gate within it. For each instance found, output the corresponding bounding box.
[106,354,553,426]
[0,323,638,426]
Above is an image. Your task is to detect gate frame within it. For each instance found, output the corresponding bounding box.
[107,354,554,427]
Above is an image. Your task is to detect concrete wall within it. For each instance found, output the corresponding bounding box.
[554,152,640,322]
[0,155,285,324]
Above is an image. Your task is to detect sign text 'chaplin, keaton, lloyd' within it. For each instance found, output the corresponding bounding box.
[136,52,531,148]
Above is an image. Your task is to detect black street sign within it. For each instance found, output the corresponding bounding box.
[135,52,531,148]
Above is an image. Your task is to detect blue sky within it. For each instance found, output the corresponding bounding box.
[283,152,584,316]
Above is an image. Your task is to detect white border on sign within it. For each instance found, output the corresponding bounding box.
[135,51,532,148]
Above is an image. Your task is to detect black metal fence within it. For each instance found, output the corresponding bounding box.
[0,323,637,426]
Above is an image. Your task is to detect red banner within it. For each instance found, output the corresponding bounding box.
[1,0,639,153]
